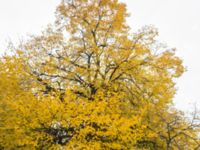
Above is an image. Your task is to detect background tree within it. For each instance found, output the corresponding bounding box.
[138,105,200,149]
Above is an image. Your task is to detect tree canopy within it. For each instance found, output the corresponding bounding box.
[0,0,199,149]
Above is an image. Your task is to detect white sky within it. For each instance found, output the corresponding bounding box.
[0,0,200,111]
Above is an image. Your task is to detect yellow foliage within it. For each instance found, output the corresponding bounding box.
[0,0,199,149]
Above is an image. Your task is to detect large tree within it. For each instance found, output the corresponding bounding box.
[0,0,199,149]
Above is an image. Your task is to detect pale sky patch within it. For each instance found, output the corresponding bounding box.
[122,0,200,111]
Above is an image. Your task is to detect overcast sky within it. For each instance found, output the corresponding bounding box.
[0,0,200,111]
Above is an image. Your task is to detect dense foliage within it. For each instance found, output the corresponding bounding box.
[0,0,199,149]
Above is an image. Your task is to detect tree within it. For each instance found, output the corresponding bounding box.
[0,0,199,149]
[138,105,200,150]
